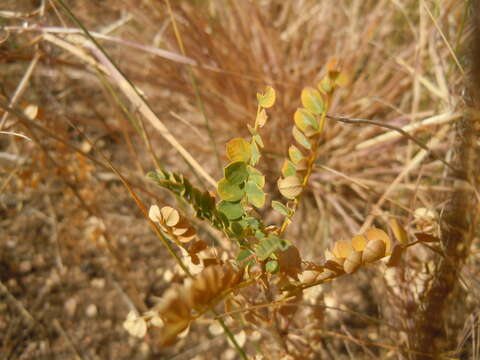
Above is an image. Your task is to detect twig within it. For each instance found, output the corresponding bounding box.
[0,131,32,141]
[327,114,460,174]
[0,52,40,129]
[0,280,35,327]
[53,0,216,187]
[355,112,460,150]
[422,2,464,76]
[52,319,84,360]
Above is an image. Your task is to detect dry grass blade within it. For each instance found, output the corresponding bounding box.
[0,52,40,129]
[360,125,450,232]
[42,3,216,187]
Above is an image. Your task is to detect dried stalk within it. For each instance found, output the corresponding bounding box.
[412,2,479,357]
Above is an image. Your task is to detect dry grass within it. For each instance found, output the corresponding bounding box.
[0,0,478,359]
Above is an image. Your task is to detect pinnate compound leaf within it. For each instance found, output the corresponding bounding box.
[292,126,311,149]
[278,176,303,200]
[224,161,248,185]
[217,178,244,202]
[301,87,324,115]
[257,86,276,108]
[271,200,290,217]
[245,181,265,208]
[226,138,251,163]
[288,145,304,165]
[217,200,244,220]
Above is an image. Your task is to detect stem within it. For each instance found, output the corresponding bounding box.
[279,96,331,235]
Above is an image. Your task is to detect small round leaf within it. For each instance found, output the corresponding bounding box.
[245,181,265,208]
[224,161,248,185]
[257,86,276,108]
[281,160,297,178]
[217,178,244,201]
[365,227,392,255]
[277,176,303,199]
[247,166,265,188]
[217,200,245,220]
[351,235,368,251]
[292,126,311,149]
[288,145,304,165]
[226,138,252,163]
[332,240,353,259]
[160,206,180,227]
[266,260,279,273]
[301,87,324,115]
[294,108,318,131]
[271,201,291,217]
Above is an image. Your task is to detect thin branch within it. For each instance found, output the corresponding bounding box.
[327,114,460,175]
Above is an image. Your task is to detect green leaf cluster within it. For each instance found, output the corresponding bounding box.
[216,114,268,222]
[147,170,229,230]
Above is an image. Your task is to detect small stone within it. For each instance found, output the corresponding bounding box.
[223,349,236,360]
[19,261,32,273]
[86,304,97,318]
[91,278,105,289]
[65,298,77,317]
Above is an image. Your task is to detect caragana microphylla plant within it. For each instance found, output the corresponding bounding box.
[124,60,439,354]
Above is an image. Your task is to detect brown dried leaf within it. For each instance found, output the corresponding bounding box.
[324,259,344,273]
[414,233,441,243]
[188,239,208,255]
[386,244,405,267]
[278,245,302,280]
[178,227,197,243]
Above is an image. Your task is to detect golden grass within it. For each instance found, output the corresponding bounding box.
[0,0,477,359]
